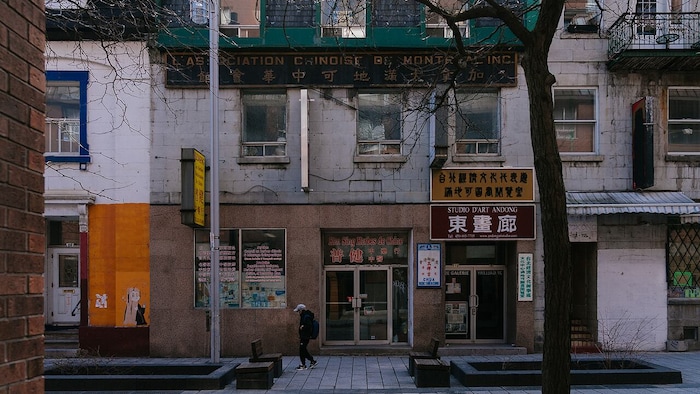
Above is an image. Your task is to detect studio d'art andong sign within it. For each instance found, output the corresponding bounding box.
[165,51,517,88]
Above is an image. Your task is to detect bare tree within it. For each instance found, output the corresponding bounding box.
[416,0,572,392]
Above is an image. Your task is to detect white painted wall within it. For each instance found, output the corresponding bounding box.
[45,41,151,204]
[597,249,668,351]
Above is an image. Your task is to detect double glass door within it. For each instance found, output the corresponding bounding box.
[325,267,397,345]
[445,266,505,342]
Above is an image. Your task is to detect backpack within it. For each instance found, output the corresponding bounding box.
[310,319,320,339]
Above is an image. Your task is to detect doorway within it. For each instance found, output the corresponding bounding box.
[325,267,407,345]
[445,266,505,342]
[46,247,81,325]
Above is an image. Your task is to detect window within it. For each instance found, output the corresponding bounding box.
[372,0,420,28]
[668,224,700,299]
[45,0,87,9]
[45,71,89,163]
[668,88,700,153]
[455,92,499,154]
[437,91,500,155]
[220,0,260,37]
[242,91,287,157]
[425,0,468,38]
[195,229,287,308]
[266,0,315,28]
[564,0,600,33]
[357,92,402,155]
[321,0,366,38]
[553,88,596,153]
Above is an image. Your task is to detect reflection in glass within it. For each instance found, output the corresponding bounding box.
[325,271,354,341]
[58,254,79,288]
[360,270,387,340]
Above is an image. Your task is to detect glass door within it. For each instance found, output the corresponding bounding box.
[47,247,81,325]
[445,266,505,342]
[324,267,390,344]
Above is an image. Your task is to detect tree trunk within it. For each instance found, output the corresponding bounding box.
[520,48,572,393]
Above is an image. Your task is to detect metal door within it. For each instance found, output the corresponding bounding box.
[324,267,390,344]
[47,248,80,325]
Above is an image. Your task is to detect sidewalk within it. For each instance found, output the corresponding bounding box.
[44,351,700,393]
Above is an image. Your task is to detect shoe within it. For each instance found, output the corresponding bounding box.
[310,360,318,369]
[295,364,307,371]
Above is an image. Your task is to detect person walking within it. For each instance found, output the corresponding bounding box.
[293,303,318,370]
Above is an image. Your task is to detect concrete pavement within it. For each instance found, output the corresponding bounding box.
[44,351,700,393]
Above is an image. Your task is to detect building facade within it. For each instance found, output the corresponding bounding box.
[45,0,700,357]
[44,3,153,355]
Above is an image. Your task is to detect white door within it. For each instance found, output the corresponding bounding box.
[47,248,80,325]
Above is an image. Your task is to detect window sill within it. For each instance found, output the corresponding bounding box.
[353,155,407,164]
[668,297,700,305]
[451,155,505,163]
[564,25,600,35]
[561,154,603,162]
[45,155,91,163]
[237,156,291,165]
[666,154,700,164]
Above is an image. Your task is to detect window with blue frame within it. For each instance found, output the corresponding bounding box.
[45,71,89,163]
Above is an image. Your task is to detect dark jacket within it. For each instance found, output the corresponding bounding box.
[299,310,314,340]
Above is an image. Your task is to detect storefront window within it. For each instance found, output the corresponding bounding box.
[241,229,286,308]
[194,228,286,308]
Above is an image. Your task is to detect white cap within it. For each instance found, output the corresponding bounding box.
[293,304,306,312]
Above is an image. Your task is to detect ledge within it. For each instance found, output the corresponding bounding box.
[561,154,604,162]
[237,156,291,165]
[665,154,700,164]
[353,155,408,164]
[451,155,506,164]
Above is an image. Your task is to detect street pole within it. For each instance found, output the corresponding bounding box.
[209,0,221,364]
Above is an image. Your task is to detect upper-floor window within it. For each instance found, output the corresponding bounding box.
[372,0,420,28]
[425,0,468,38]
[321,0,367,38]
[437,91,500,156]
[553,88,597,154]
[564,0,600,33]
[241,91,287,157]
[266,0,315,28]
[45,0,87,9]
[45,71,90,163]
[455,92,499,154]
[357,92,402,155]
[668,88,700,153]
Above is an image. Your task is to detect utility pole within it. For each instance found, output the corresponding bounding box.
[208,0,221,364]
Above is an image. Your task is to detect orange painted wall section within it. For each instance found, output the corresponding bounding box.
[88,204,150,327]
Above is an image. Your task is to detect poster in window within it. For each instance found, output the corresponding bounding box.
[241,229,286,308]
[194,230,240,308]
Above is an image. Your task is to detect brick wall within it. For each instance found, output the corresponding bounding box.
[0,0,46,392]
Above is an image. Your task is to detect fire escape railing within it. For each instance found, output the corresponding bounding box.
[608,12,700,59]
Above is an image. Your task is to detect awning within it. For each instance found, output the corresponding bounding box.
[566,191,700,215]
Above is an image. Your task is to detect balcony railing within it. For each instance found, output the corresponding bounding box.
[45,118,80,154]
[608,12,700,59]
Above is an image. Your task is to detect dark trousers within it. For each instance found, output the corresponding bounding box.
[299,337,314,365]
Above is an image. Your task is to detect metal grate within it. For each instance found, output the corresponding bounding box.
[667,224,700,298]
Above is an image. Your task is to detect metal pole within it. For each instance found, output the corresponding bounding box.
[209,0,221,364]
